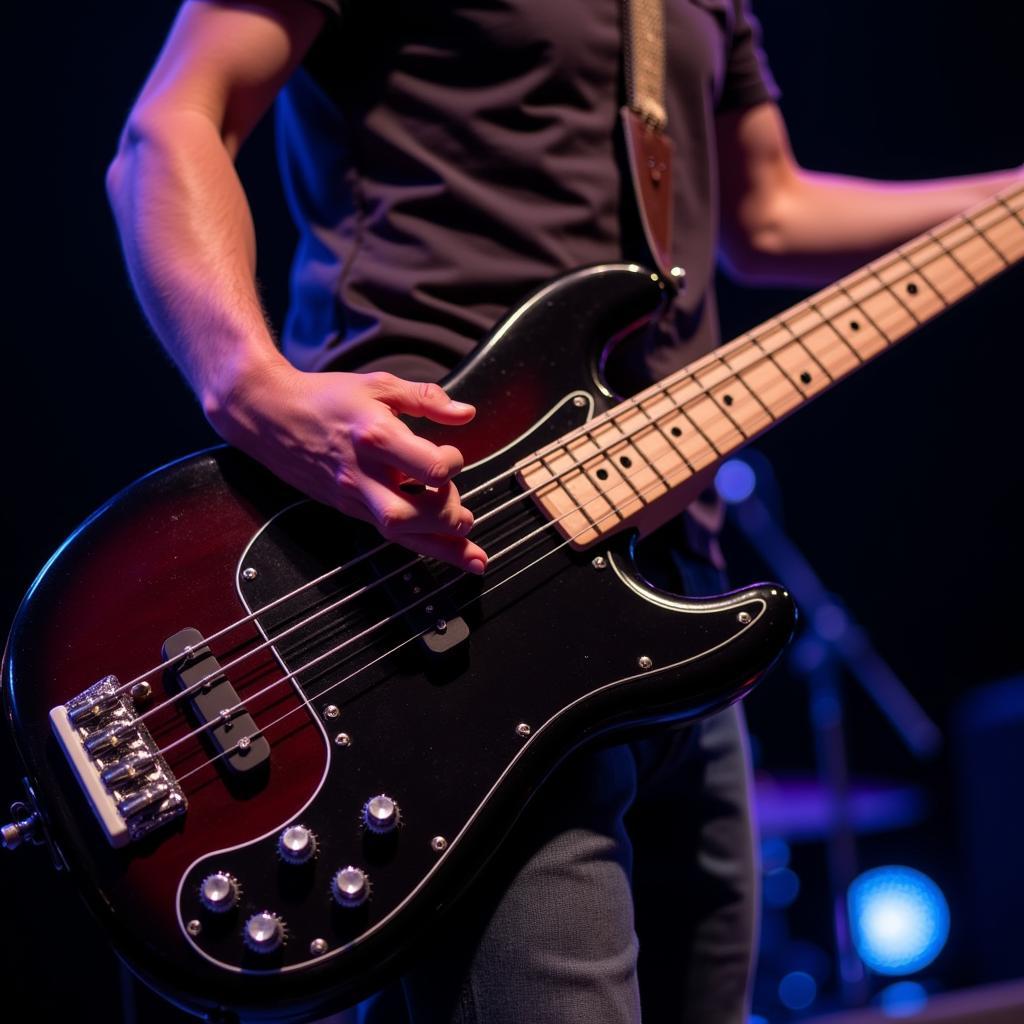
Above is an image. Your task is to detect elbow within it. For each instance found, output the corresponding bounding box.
[718,227,787,284]
[105,112,149,218]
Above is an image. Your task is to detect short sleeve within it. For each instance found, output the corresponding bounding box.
[718,0,781,111]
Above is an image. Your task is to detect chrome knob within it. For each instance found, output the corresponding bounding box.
[332,866,371,908]
[362,794,400,834]
[278,824,317,865]
[244,911,286,953]
[199,872,240,913]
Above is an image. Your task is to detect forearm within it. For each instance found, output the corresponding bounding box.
[106,106,287,416]
[737,167,1020,287]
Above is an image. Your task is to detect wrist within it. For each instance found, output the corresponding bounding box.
[200,343,295,438]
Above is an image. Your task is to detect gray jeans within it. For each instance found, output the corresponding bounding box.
[356,548,759,1024]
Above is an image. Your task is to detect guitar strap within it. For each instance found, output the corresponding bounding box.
[620,0,676,282]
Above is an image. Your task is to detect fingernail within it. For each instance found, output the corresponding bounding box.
[467,558,486,575]
[457,514,474,535]
[448,400,474,412]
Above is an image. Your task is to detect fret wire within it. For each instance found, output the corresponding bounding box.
[834,281,893,345]
[905,236,953,303]
[569,423,641,517]
[713,350,778,423]
[748,332,814,397]
[697,367,752,439]
[606,414,673,490]
[868,267,920,325]
[636,389,699,475]
[776,320,836,383]
[995,194,1024,228]
[524,204,1019,471]
[576,418,659,512]
[674,405,723,459]
[963,213,1010,268]
[807,298,867,365]
[926,228,979,286]
[746,203,1011,365]
[537,450,602,530]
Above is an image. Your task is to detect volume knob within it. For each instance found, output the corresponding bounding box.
[199,872,240,913]
[362,794,400,834]
[332,866,371,908]
[278,824,317,865]
[244,911,286,954]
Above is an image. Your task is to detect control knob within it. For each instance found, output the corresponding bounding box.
[362,794,400,834]
[244,911,286,954]
[199,871,240,913]
[278,824,317,865]
[332,866,371,908]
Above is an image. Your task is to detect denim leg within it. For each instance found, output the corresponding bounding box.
[400,743,643,1023]
[362,528,757,1024]
[628,535,760,1024]
[628,705,759,1024]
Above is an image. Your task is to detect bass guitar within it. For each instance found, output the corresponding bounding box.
[2,185,1020,1022]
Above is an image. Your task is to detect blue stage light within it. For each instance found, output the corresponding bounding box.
[879,981,929,1017]
[761,835,791,874]
[763,867,800,909]
[848,866,949,975]
[778,970,817,1010]
[715,458,757,504]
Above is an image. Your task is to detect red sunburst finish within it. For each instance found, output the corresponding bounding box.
[4,450,326,982]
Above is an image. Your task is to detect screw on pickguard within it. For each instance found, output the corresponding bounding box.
[379,554,471,657]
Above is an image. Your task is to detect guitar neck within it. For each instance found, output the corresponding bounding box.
[519,184,1024,547]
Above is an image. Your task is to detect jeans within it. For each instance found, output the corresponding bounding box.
[356,536,759,1024]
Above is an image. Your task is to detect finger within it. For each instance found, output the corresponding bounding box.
[386,532,488,575]
[366,374,476,425]
[332,493,486,574]
[364,417,465,486]
[361,477,475,540]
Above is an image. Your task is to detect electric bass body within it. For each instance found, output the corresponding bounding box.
[3,264,795,1021]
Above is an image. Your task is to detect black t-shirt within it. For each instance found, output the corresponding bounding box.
[277,0,779,383]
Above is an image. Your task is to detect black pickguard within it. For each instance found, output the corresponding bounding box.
[177,383,793,1008]
[5,264,796,1022]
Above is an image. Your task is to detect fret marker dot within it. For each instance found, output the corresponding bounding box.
[800,371,812,385]
[906,282,919,295]
[596,468,609,481]
[723,394,734,406]
[670,426,682,437]
[619,455,633,469]
[850,320,861,331]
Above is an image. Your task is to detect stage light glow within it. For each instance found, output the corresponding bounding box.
[879,981,929,1017]
[848,866,949,975]
[763,867,800,909]
[778,970,817,1010]
[714,458,757,504]
[761,835,791,873]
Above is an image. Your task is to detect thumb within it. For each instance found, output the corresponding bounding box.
[375,376,476,425]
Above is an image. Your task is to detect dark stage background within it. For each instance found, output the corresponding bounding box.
[3,2,1021,1020]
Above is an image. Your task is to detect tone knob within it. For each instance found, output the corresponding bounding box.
[362,794,400,834]
[199,872,240,913]
[278,824,317,865]
[332,866,371,908]
[244,911,286,953]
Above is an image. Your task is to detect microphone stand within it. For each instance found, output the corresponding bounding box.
[721,456,942,1006]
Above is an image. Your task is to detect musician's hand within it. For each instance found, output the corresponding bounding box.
[206,361,488,573]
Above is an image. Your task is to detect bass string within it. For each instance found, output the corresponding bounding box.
[158,205,1017,776]
[158,457,657,763]
[104,200,1020,714]
[172,442,714,786]
[148,217,982,733]
[525,194,1021,468]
